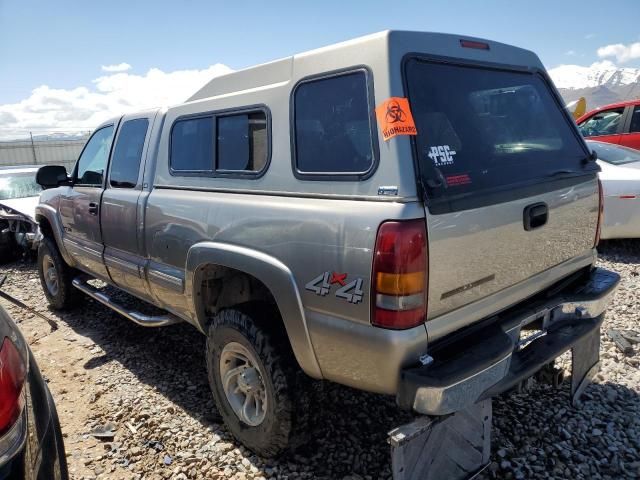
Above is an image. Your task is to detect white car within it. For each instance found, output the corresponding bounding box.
[0,165,42,261]
[587,140,640,239]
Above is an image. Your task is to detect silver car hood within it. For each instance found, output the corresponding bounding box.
[0,196,39,221]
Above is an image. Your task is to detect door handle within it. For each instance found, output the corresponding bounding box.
[523,202,548,231]
[88,202,99,215]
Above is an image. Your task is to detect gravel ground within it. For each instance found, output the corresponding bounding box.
[0,240,638,479]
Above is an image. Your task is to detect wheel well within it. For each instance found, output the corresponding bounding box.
[194,264,280,327]
[37,215,54,238]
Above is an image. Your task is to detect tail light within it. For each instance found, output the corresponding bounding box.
[0,337,26,436]
[372,220,428,329]
[460,39,490,50]
[594,179,604,247]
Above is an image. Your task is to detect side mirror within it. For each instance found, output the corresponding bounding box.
[36,165,70,189]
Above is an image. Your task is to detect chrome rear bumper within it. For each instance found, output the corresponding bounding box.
[398,268,619,416]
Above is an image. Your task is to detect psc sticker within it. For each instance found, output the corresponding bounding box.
[375,97,417,141]
[427,145,456,166]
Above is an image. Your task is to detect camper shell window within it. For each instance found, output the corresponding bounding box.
[170,107,270,177]
[292,70,377,179]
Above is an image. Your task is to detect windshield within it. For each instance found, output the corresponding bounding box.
[587,141,640,166]
[405,59,591,206]
[0,172,42,200]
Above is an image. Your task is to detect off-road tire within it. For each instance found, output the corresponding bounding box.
[206,305,312,457]
[37,236,78,310]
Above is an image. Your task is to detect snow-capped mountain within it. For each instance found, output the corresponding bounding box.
[548,61,640,110]
[548,61,640,90]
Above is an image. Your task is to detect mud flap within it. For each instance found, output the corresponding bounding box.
[389,399,491,480]
[571,326,600,408]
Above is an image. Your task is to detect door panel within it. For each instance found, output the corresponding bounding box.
[60,124,115,280]
[619,132,640,150]
[101,114,155,299]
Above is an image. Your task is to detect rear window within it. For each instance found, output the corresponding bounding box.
[294,71,375,177]
[405,59,592,207]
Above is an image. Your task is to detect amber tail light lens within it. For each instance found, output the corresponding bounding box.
[371,220,428,329]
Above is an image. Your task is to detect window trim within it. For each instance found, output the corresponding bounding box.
[290,67,379,181]
[168,105,272,179]
[401,52,593,214]
[72,123,116,188]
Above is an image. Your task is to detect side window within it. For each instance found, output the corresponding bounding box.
[579,108,624,137]
[294,71,375,176]
[75,125,115,186]
[110,118,149,188]
[216,111,268,172]
[629,106,640,133]
[171,117,214,172]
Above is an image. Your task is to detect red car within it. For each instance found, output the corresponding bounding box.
[577,99,640,150]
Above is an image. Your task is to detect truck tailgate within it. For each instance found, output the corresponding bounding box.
[426,178,598,319]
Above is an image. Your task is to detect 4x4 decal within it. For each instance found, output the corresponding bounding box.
[305,272,364,304]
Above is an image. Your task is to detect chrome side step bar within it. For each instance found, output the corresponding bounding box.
[72,276,182,327]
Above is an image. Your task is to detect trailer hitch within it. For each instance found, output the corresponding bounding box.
[0,274,58,331]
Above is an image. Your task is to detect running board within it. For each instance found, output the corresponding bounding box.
[72,276,182,327]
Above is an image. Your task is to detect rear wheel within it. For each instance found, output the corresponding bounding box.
[206,305,312,457]
[37,236,77,310]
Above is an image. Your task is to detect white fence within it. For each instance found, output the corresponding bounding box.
[0,137,88,170]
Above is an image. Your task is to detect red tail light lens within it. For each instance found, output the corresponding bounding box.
[595,179,604,247]
[0,337,26,436]
[460,39,490,50]
[372,220,428,329]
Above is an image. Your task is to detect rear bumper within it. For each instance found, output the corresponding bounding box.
[398,268,619,415]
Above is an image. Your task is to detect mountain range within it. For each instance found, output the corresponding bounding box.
[548,61,640,110]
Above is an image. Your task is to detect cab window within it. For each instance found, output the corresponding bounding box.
[579,108,624,137]
[75,125,115,186]
[629,106,640,133]
[110,119,149,188]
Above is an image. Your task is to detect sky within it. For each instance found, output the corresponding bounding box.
[0,0,639,138]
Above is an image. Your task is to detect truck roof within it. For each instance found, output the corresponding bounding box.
[187,30,539,103]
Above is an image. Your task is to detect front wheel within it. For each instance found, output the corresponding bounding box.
[206,306,312,457]
[37,236,77,310]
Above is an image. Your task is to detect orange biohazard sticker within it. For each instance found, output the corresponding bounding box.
[375,97,417,141]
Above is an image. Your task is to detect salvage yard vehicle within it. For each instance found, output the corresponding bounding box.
[34,31,619,477]
[577,99,640,150]
[588,140,640,239]
[0,166,42,262]
[0,297,68,479]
